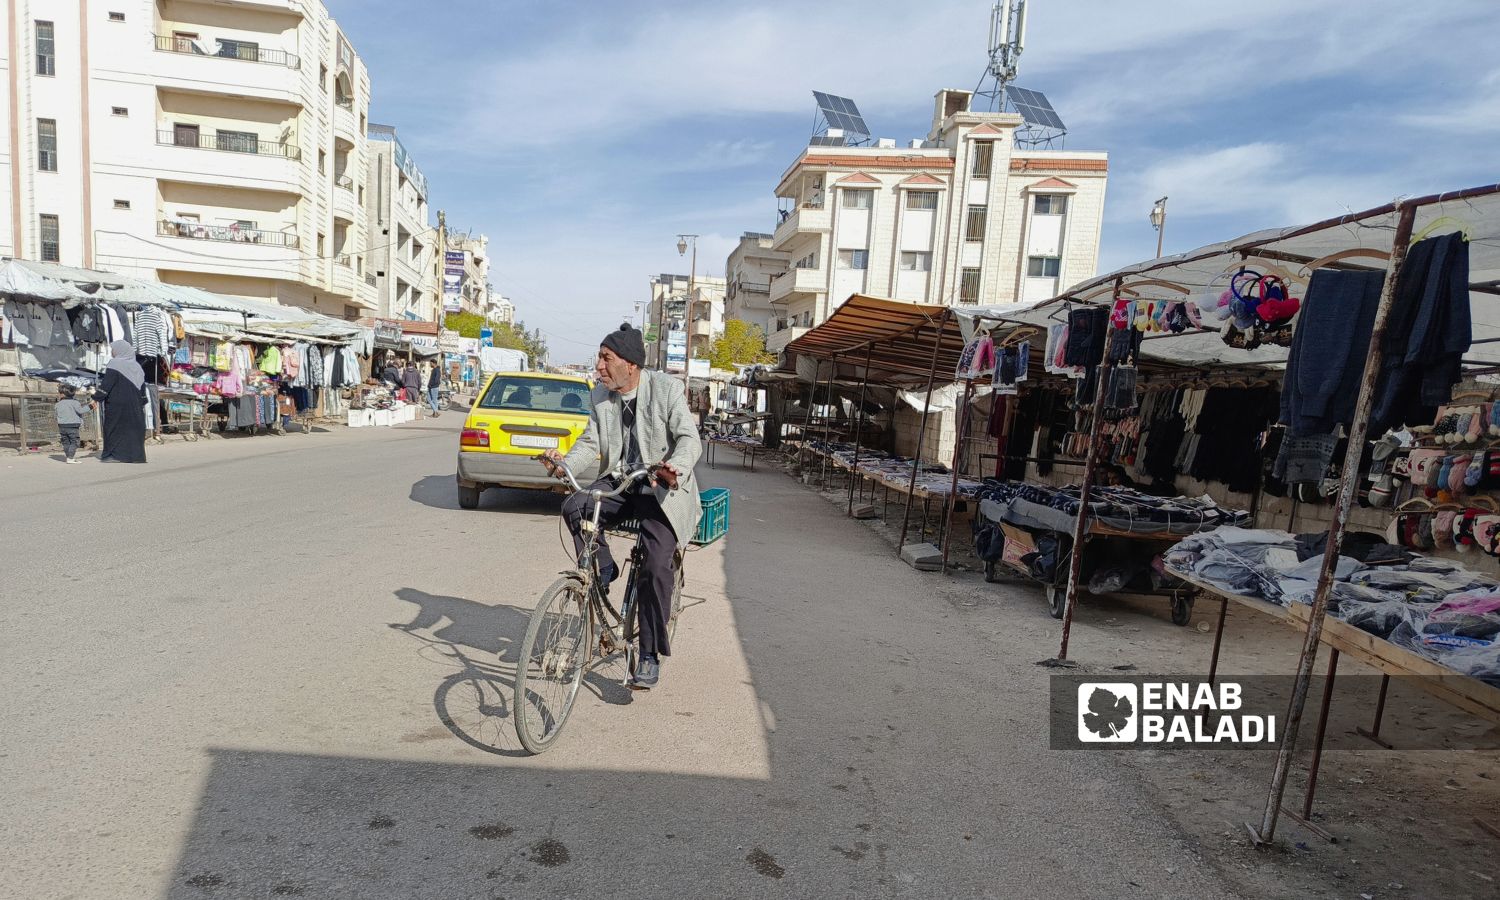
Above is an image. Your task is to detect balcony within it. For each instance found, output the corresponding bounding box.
[157,129,300,160]
[158,218,298,247]
[332,181,358,220]
[771,203,831,250]
[334,254,351,267]
[765,325,810,353]
[333,102,358,143]
[154,35,300,69]
[330,261,356,297]
[768,266,824,305]
[335,174,353,191]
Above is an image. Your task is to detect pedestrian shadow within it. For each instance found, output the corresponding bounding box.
[408,475,566,514]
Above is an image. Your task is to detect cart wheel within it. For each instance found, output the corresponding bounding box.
[1046,585,1066,620]
[984,559,998,583]
[1170,592,1194,626]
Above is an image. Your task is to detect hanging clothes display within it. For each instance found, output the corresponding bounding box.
[1371,231,1472,434]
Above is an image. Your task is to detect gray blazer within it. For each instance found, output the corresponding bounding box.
[563,369,703,547]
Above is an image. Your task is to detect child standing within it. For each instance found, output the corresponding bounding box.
[54,385,94,464]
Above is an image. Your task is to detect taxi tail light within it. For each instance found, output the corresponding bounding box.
[460,428,489,448]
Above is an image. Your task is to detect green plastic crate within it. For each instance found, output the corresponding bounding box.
[692,488,730,545]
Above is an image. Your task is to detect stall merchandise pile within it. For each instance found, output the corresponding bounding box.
[1165,528,1500,685]
[803,439,985,497]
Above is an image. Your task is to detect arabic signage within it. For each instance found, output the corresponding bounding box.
[443,251,465,312]
[438,329,460,353]
[665,329,687,374]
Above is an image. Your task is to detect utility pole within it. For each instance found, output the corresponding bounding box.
[435,210,447,327]
[676,233,698,389]
[1150,197,1168,258]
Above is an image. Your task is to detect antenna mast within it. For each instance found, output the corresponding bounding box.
[973,0,1027,112]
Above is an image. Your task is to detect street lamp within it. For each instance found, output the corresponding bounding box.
[675,233,698,386]
[1150,196,1168,258]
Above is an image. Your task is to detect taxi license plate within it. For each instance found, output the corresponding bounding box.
[511,434,559,449]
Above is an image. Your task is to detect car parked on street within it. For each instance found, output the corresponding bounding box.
[455,371,598,509]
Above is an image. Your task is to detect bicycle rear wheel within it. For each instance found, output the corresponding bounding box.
[514,576,591,754]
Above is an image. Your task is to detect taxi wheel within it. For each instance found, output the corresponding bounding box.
[458,485,481,510]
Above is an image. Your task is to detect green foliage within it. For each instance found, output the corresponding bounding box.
[696,319,775,370]
[442,312,548,366]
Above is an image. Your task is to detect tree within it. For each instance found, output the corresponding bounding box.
[696,319,775,370]
[440,312,549,367]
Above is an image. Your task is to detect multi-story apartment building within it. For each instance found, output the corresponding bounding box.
[765,87,1108,351]
[487,290,515,325]
[445,233,489,317]
[645,272,727,369]
[365,123,435,321]
[1,0,378,318]
[724,231,788,337]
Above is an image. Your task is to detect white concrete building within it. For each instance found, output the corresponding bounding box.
[487,290,515,325]
[1,0,378,318]
[724,231,788,337]
[766,88,1108,352]
[446,233,488,317]
[645,272,726,369]
[365,123,435,321]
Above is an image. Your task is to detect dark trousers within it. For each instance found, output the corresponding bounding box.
[59,424,80,459]
[562,478,678,657]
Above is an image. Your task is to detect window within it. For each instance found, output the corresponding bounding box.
[965,205,987,241]
[175,212,200,223]
[317,233,325,256]
[39,214,60,262]
[1033,194,1068,215]
[837,249,868,270]
[37,119,57,172]
[959,267,981,305]
[905,190,938,210]
[794,251,816,269]
[317,149,326,174]
[319,63,328,90]
[841,189,873,209]
[215,130,258,153]
[900,251,932,272]
[217,39,260,62]
[113,199,130,210]
[108,11,125,22]
[479,375,594,414]
[1027,256,1061,278]
[111,106,128,117]
[357,186,364,205]
[35,21,55,76]
[233,219,257,230]
[971,140,994,178]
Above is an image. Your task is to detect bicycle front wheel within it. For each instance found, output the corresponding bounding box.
[514,577,591,754]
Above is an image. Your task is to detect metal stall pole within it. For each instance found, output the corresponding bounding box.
[1253,202,1417,845]
[849,342,874,516]
[940,378,977,573]
[899,312,951,551]
[1057,280,1122,661]
[798,361,819,475]
[819,355,838,489]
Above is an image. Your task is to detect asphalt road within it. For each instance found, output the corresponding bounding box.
[0,418,1250,899]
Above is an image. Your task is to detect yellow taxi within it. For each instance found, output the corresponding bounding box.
[455,371,598,509]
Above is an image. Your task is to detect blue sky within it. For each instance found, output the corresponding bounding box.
[328,0,1500,364]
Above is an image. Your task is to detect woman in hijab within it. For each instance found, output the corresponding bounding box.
[93,340,148,463]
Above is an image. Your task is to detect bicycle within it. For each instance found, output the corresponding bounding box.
[512,460,684,754]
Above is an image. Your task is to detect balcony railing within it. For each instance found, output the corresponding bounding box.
[335,174,353,190]
[158,219,298,248]
[364,273,378,286]
[335,254,352,268]
[158,129,301,160]
[153,35,299,69]
[335,96,354,110]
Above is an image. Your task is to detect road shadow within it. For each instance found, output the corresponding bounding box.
[389,587,531,658]
[409,475,566,514]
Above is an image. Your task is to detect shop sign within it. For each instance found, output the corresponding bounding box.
[374,323,403,345]
[438,329,460,353]
[665,329,687,374]
[443,251,465,312]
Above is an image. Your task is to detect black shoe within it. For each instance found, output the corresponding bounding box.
[632,654,660,689]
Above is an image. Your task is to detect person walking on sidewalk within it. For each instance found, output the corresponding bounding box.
[425,362,443,418]
[403,361,421,408]
[54,385,93,464]
[93,340,148,464]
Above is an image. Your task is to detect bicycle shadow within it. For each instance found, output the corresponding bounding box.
[390,587,636,757]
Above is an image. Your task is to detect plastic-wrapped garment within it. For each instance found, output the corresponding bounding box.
[1163,527,1301,603]
[1274,555,1368,603]
[1323,584,1424,638]
[1349,561,1497,604]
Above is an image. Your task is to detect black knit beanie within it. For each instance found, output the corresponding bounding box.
[600,323,646,368]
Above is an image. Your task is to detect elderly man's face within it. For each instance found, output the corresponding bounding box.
[595,347,638,391]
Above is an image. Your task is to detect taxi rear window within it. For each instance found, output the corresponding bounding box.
[477,376,592,415]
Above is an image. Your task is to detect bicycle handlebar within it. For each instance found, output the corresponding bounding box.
[538,456,661,499]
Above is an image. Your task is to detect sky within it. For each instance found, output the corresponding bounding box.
[327,0,1500,364]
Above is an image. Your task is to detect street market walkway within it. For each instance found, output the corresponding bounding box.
[1,419,1255,899]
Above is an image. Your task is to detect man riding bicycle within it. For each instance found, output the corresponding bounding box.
[542,323,701,689]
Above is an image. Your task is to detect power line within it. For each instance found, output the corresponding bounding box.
[94,225,439,264]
